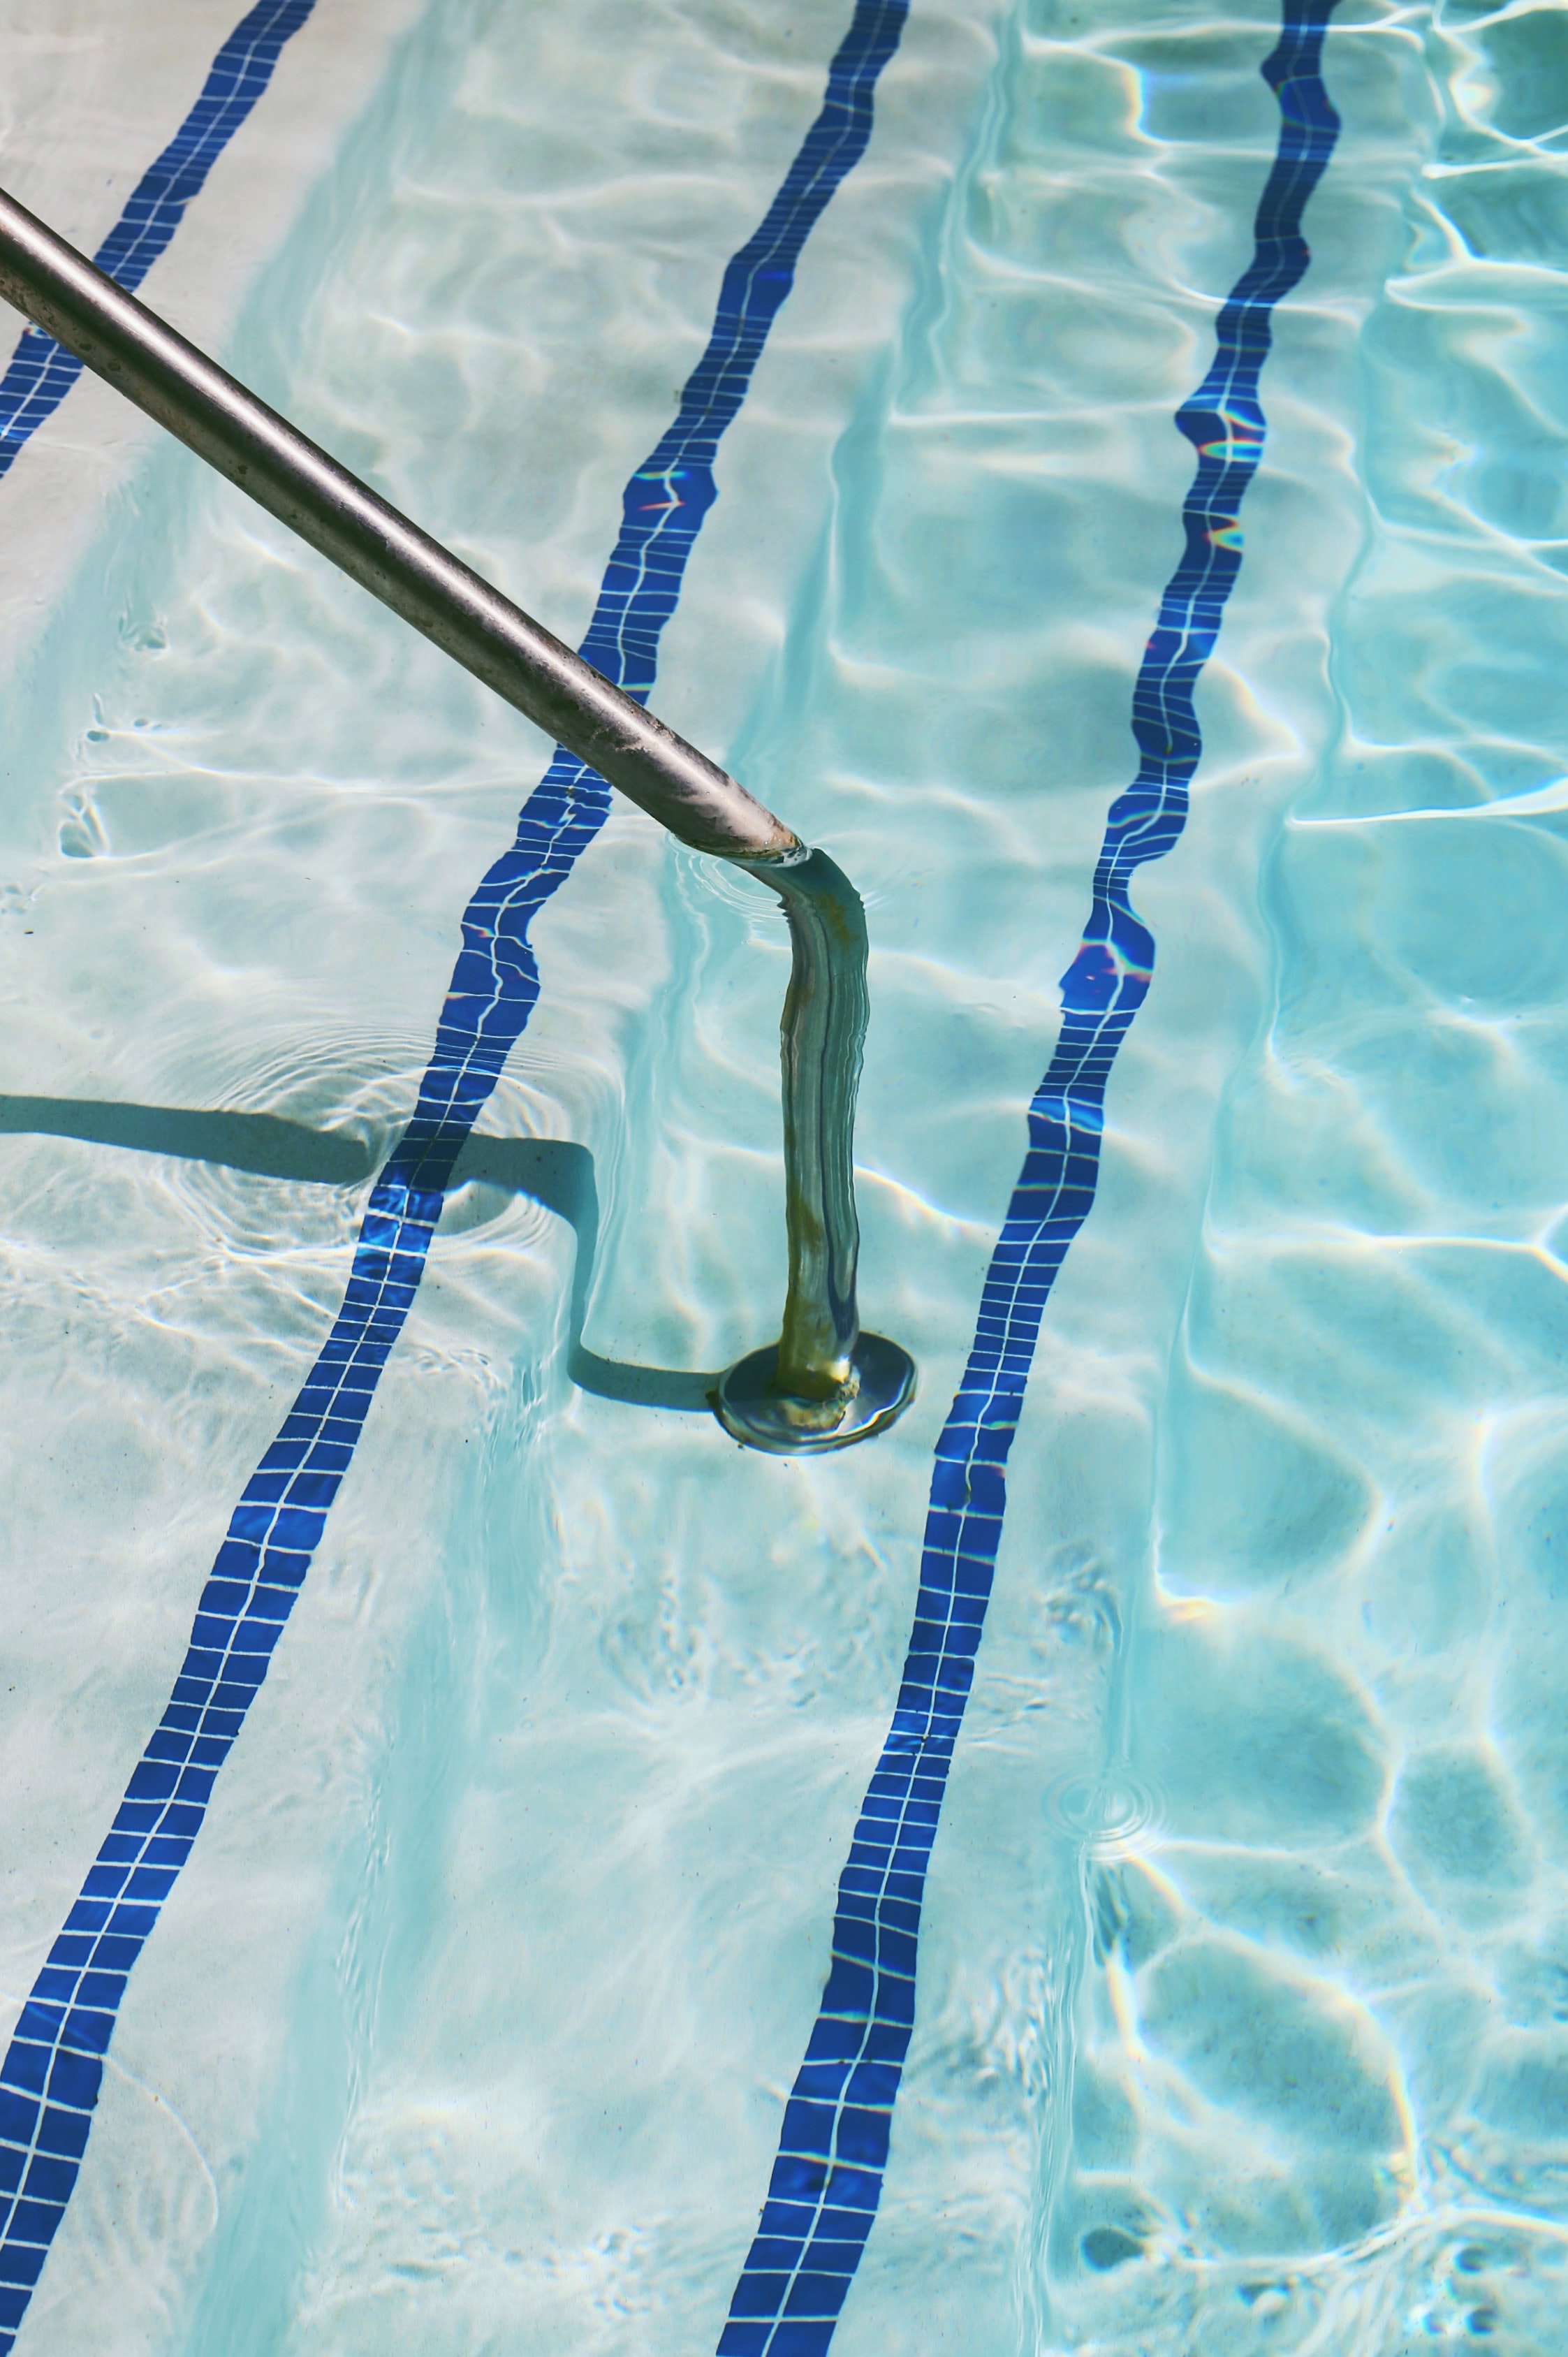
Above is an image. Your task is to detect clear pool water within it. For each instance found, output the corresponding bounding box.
[1,0,1567,2350]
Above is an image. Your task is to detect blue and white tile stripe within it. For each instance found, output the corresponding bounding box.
[0,0,317,481]
[715,6,1343,2350]
[0,0,910,2341]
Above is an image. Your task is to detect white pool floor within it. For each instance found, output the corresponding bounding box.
[1,1,1567,2351]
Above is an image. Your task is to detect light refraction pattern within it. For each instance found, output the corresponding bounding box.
[0,1,911,2342]
[714,7,1342,2350]
[0,0,318,480]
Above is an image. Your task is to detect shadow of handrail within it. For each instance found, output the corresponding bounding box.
[0,1095,719,1413]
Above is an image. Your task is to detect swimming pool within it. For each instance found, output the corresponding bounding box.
[0,0,1565,2348]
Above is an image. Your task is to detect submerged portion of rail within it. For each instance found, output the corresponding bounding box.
[719,847,912,1450]
[0,183,914,1452]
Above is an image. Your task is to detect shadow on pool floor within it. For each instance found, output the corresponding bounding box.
[0,1093,719,1414]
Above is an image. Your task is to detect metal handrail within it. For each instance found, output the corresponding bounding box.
[0,184,914,1452]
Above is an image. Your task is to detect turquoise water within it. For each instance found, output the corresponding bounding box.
[1,0,1567,2349]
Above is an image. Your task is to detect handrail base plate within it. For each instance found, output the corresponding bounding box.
[714,1334,916,1456]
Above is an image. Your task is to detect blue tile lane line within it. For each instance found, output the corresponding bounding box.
[0,0,318,482]
[713,6,1343,2351]
[0,0,909,2341]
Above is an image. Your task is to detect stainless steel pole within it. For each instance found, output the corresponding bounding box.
[0,183,914,1452]
[0,184,795,861]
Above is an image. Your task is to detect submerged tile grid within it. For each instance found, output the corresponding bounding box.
[715,6,1343,2349]
[0,0,911,2340]
[0,0,318,478]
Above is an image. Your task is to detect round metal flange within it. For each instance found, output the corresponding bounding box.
[713,1332,916,1456]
